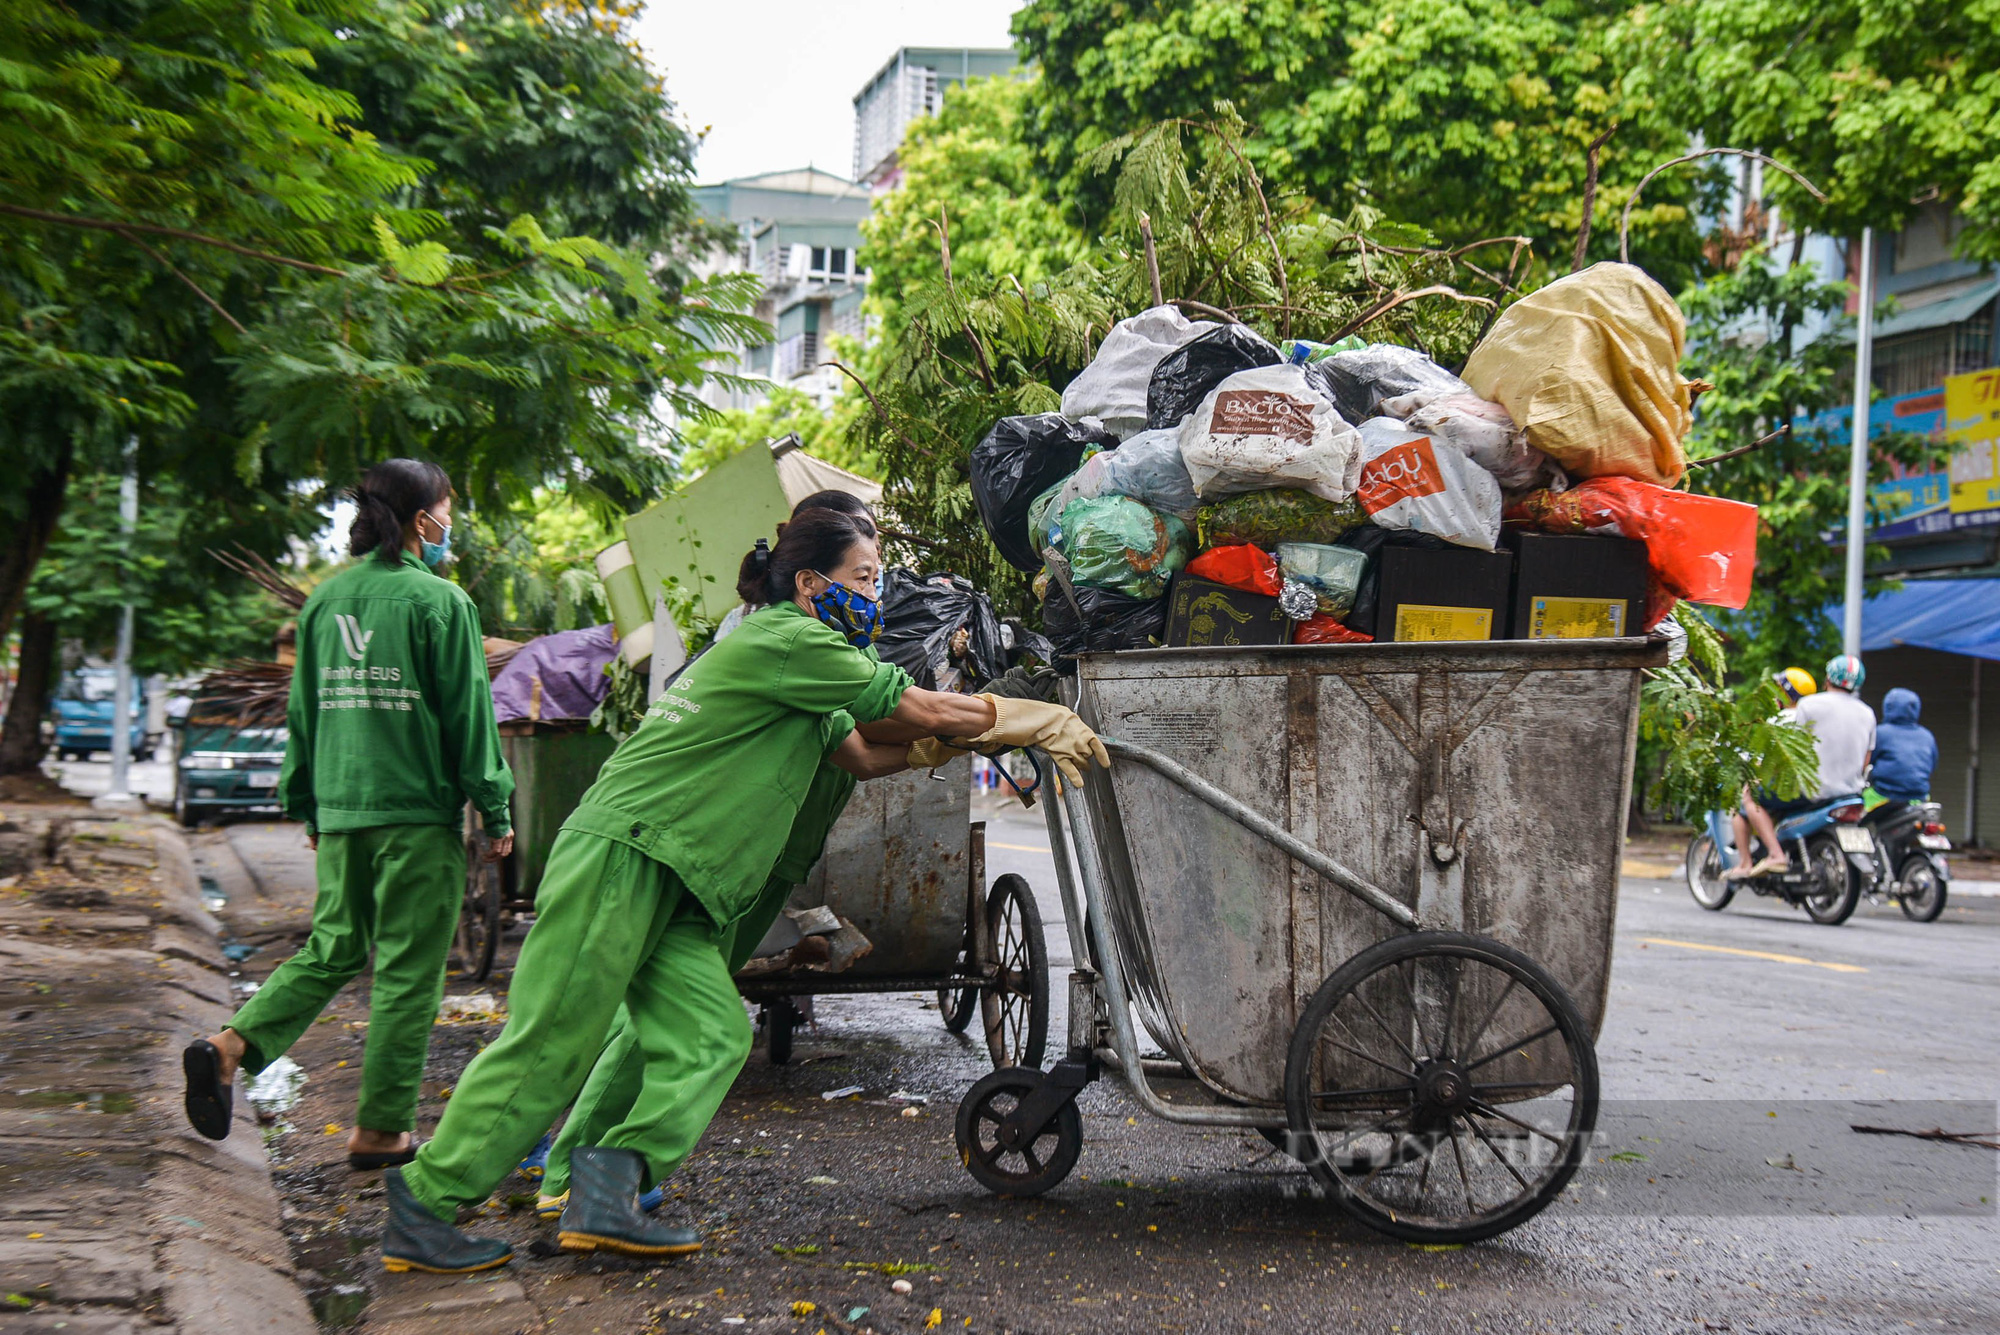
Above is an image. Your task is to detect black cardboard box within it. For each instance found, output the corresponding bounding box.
[1506,532,1649,639]
[1376,544,1513,642]
[1163,575,1291,647]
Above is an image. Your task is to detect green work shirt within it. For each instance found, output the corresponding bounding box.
[722,760,860,973]
[563,601,909,929]
[279,552,514,837]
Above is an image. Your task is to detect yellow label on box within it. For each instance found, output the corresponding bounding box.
[1393,604,1492,642]
[1528,596,1625,639]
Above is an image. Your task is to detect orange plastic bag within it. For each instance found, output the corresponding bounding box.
[1505,478,1757,608]
[1183,543,1283,596]
[1292,615,1373,645]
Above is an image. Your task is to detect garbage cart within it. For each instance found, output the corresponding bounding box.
[737,767,1051,1072]
[954,636,1664,1244]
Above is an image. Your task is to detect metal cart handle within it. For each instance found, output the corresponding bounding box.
[1097,736,1422,931]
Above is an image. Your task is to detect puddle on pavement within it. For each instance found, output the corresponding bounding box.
[247,1054,307,1117]
[0,1089,137,1113]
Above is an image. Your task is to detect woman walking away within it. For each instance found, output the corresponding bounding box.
[376,507,1107,1275]
[181,459,515,1171]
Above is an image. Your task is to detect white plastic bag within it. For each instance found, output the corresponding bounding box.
[1178,364,1364,504]
[1061,305,1217,439]
[1399,394,1554,491]
[1319,344,1471,422]
[1353,418,1502,551]
[1095,427,1199,516]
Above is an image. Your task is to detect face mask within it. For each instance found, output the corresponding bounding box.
[809,573,883,648]
[418,510,452,569]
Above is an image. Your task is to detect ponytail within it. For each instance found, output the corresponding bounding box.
[736,510,873,605]
[348,458,451,564]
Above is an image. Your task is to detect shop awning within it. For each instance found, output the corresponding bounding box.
[1823,277,2000,344]
[1845,578,2000,661]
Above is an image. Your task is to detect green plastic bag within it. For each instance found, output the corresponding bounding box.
[1057,495,1191,600]
[1197,488,1365,549]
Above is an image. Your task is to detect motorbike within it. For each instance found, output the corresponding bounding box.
[1857,799,1952,922]
[1683,795,1875,925]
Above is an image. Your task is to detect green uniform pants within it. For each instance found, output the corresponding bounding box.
[540,874,795,1199]
[401,829,752,1219]
[227,823,464,1134]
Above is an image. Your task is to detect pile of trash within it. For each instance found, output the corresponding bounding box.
[970,263,1758,659]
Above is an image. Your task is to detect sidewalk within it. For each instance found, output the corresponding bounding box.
[0,799,315,1334]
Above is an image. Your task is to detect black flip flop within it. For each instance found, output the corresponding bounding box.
[349,1141,420,1171]
[182,1040,232,1141]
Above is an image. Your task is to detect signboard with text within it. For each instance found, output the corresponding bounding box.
[1801,369,2000,540]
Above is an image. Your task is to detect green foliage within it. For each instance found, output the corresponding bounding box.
[1677,253,1944,678]
[1639,607,1820,816]
[1010,0,1713,283]
[1618,0,2000,257]
[26,472,302,674]
[452,488,615,637]
[674,385,871,483]
[588,652,647,741]
[845,109,1519,615]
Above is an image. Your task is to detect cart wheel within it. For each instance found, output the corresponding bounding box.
[458,834,502,982]
[1897,858,1947,922]
[980,875,1049,1070]
[1801,834,1860,925]
[1685,833,1734,911]
[765,999,797,1065]
[937,965,978,1034]
[1284,931,1599,1245]
[956,1066,1081,1197]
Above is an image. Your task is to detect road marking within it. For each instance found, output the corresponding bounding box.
[1640,937,1867,973]
[988,841,1051,854]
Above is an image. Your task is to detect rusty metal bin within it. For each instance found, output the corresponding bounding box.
[954,637,1666,1246]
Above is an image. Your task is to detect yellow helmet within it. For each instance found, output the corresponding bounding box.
[1775,667,1818,704]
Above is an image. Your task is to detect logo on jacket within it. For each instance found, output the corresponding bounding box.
[334,613,374,662]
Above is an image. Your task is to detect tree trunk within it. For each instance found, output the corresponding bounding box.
[0,444,74,648]
[0,612,58,776]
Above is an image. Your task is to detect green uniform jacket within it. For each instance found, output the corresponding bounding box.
[278,552,514,837]
[564,602,909,930]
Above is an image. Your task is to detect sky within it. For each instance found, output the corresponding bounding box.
[631,0,1027,186]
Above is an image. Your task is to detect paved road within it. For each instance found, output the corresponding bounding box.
[218,795,1999,1334]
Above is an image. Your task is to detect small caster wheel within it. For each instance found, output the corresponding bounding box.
[955,1066,1080,1197]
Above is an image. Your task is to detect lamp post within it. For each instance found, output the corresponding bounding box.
[95,441,142,812]
[1841,227,1876,657]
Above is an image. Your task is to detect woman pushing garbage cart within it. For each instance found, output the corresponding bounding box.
[374,507,1109,1275]
[956,634,1662,1244]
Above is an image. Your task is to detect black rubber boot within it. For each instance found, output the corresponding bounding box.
[380,1167,513,1275]
[558,1147,701,1258]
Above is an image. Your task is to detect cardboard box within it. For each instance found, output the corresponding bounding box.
[1163,576,1291,647]
[1376,545,1513,642]
[1507,532,1649,640]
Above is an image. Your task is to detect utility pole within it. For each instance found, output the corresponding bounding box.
[96,440,142,811]
[1841,228,1876,656]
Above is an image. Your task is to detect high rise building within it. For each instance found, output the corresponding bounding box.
[852,47,1016,191]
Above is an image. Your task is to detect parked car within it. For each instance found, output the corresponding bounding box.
[53,668,158,761]
[172,699,287,827]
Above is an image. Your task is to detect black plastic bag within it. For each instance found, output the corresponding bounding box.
[970,415,1119,571]
[876,568,1009,692]
[1145,325,1280,431]
[1333,524,1450,637]
[1313,344,1470,423]
[1041,583,1168,667]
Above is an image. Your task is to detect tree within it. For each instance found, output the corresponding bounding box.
[673,385,871,482]
[1617,0,2000,256]
[1677,253,1942,678]
[1010,0,1713,283]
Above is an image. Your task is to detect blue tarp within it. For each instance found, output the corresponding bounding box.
[1846,579,2000,661]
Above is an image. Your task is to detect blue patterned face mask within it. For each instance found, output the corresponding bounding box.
[810,573,883,648]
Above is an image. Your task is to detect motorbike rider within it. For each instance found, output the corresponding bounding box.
[1729,658,1875,880]
[1871,687,1938,812]
[1727,669,1818,879]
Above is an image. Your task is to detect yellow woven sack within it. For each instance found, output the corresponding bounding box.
[1461,262,1692,488]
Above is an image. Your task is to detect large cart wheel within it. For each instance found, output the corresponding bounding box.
[937,928,979,1033]
[1897,857,1947,922]
[458,833,502,982]
[980,875,1049,1070]
[956,1066,1081,1197]
[1284,931,1599,1245]
[1684,833,1734,911]
[1801,834,1860,925]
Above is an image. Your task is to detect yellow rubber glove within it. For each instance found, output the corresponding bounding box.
[906,737,971,770]
[958,693,1111,793]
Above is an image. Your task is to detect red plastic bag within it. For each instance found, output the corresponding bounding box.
[1183,543,1282,596]
[1292,615,1373,645]
[1505,478,1756,609]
